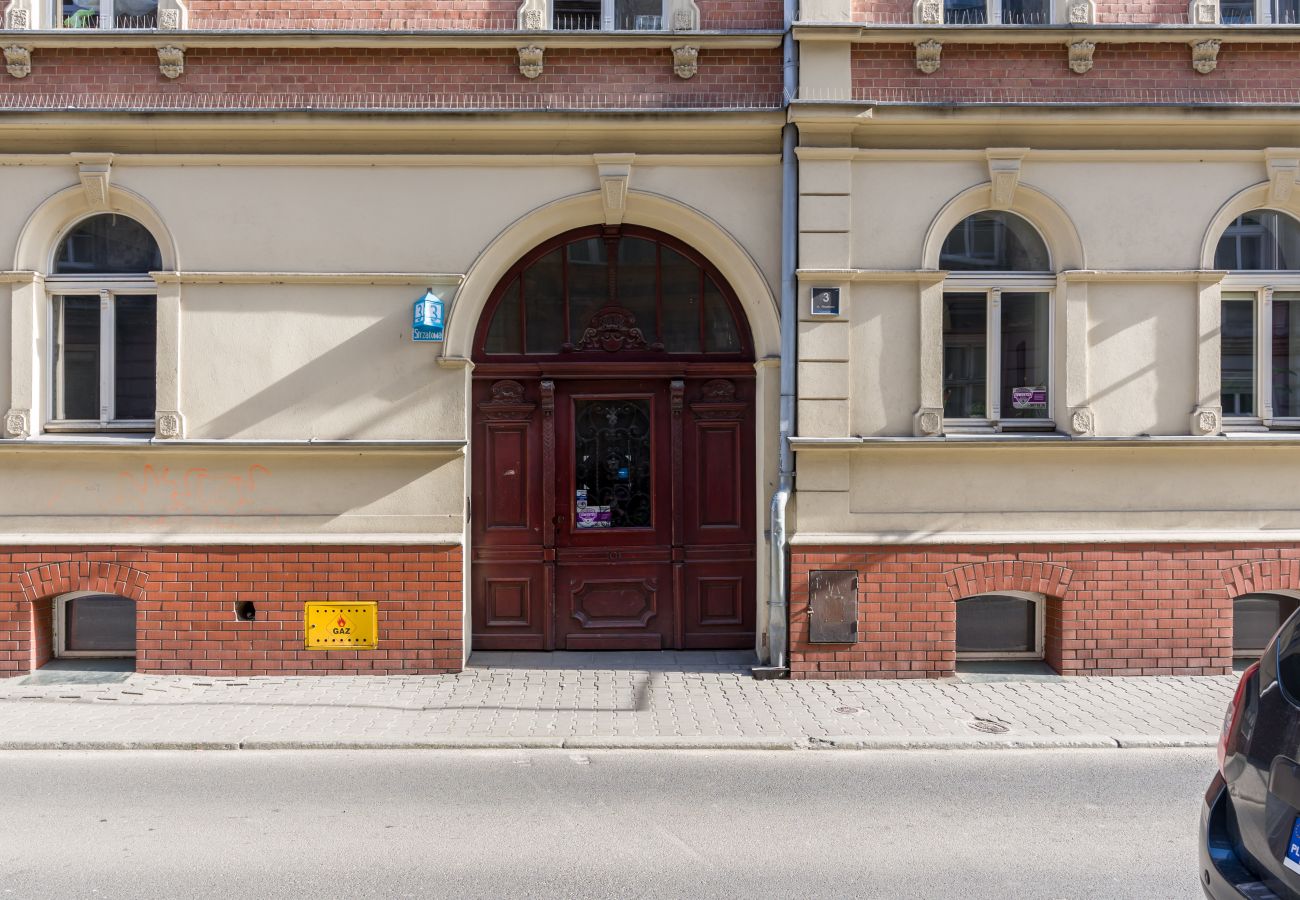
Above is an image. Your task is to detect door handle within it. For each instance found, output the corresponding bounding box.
[553,514,567,526]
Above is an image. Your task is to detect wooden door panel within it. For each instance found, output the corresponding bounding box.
[695,421,744,529]
[557,562,672,650]
[681,560,756,649]
[482,423,532,531]
[683,378,755,547]
[471,562,547,650]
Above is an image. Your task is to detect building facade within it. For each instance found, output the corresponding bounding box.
[1,0,1297,679]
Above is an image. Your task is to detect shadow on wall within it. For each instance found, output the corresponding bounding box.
[187,292,453,440]
[1085,290,1190,434]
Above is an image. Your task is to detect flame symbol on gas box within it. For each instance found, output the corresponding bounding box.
[337,616,348,628]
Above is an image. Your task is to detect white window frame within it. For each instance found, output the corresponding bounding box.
[1217,0,1300,24]
[553,0,668,30]
[52,590,137,659]
[50,0,156,28]
[942,274,1056,433]
[1220,276,1300,431]
[46,280,158,433]
[943,0,1054,24]
[955,591,1046,661]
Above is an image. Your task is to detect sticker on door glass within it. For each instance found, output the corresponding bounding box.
[1011,386,1048,411]
[574,488,611,529]
[1285,817,1300,874]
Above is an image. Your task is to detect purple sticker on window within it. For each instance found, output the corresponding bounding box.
[1011,386,1047,411]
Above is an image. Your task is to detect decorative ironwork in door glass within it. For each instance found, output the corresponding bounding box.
[573,399,652,529]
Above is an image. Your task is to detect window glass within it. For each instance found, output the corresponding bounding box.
[944,0,986,22]
[1273,293,1300,418]
[943,294,987,419]
[703,278,741,353]
[1222,295,1256,417]
[54,296,101,420]
[566,238,610,343]
[573,399,652,529]
[660,247,702,353]
[1000,293,1049,419]
[1278,0,1300,23]
[1001,0,1048,23]
[956,594,1038,654]
[554,0,601,29]
[54,214,161,275]
[1220,0,1255,21]
[485,278,521,355]
[112,0,158,27]
[614,0,661,29]
[64,595,136,653]
[940,211,1049,272]
[524,250,565,354]
[114,296,156,420]
[1215,210,1300,270]
[1234,594,1299,656]
[615,238,660,346]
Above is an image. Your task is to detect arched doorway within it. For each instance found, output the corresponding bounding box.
[470,225,757,651]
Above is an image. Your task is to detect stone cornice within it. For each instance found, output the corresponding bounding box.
[795,23,1300,45]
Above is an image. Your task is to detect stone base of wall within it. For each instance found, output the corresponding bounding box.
[789,542,1300,679]
[0,545,463,677]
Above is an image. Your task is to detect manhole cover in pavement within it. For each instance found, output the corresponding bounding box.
[968,717,1011,734]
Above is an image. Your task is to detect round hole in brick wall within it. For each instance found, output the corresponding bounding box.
[235,601,257,622]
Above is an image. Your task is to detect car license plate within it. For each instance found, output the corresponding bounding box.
[1286,817,1300,874]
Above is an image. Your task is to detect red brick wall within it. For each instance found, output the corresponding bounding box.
[853,43,1300,103]
[0,47,782,109]
[0,545,463,677]
[789,543,1300,679]
[851,0,1191,22]
[185,0,783,30]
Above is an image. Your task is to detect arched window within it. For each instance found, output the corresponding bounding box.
[54,592,137,658]
[1216,210,1300,425]
[476,226,751,360]
[1233,592,1300,661]
[48,214,161,431]
[955,591,1045,660]
[940,211,1053,430]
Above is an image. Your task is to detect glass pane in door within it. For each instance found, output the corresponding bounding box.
[573,398,652,529]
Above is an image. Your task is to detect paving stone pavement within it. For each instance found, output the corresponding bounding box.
[0,652,1240,750]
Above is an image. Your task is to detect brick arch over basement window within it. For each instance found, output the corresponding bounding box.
[943,560,1073,602]
[1223,559,1300,598]
[18,561,150,604]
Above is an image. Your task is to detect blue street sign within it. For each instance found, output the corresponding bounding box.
[413,290,445,342]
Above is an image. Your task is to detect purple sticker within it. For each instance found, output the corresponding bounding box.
[1011,387,1047,411]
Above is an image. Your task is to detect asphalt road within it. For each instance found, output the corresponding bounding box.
[0,748,1213,899]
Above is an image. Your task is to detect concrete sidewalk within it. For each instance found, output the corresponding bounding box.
[0,652,1239,751]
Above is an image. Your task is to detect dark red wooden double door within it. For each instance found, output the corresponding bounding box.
[471,373,756,650]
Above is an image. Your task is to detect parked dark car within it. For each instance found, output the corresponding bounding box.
[1202,607,1300,899]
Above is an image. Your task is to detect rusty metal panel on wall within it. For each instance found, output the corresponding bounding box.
[808,570,858,644]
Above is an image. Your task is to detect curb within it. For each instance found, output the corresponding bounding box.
[0,734,1218,751]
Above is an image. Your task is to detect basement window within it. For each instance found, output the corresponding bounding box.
[956,592,1045,660]
[54,592,137,658]
[1233,593,1300,661]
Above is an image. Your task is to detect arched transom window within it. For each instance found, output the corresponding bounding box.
[48,213,161,431]
[1216,210,1300,426]
[476,227,751,360]
[940,211,1054,430]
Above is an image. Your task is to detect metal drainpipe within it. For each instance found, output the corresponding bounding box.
[760,0,798,676]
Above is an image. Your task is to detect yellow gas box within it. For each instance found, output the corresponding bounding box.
[304,602,378,650]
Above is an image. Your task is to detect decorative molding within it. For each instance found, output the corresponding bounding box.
[986,148,1028,210]
[155,411,183,440]
[915,39,942,75]
[157,45,184,79]
[477,379,537,421]
[569,306,657,353]
[672,44,698,79]
[670,0,700,30]
[593,152,634,226]
[71,152,113,210]
[3,0,31,30]
[914,0,942,24]
[517,0,545,30]
[157,0,187,30]
[1266,149,1300,205]
[1069,407,1095,436]
[689,379,746,420]
[1191,406,1221,436]
[913,407,943,437]
[3,44,28,78]
[3,408,29,438]
[1067,39,1095,75]
[1066,0,1095,23]
[1189,0,1218,23]
[517,44,543,79]
[1191,38,1221,74]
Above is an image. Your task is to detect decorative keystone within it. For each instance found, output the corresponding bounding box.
[1191,39,1221,75]
[1067,40,1095,75]
[914,0,942,24]
[72,152,112,210]
[4,408,29,438]
[987,148,1028,209]
[1067,0,1095,22]
[157,45,184,79]
[518,44,544,79]
[1069,407,1096,436]
[1266,150,1300,205]
[594,153,634,227]
[915,39,942,75]
[1191,406,1221,436]
[1189,0,1218,23]
[672,45,698,79]
[155,411,183,439]
[3,44,28,79]
[913,407,943,437]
